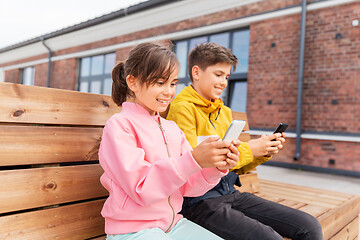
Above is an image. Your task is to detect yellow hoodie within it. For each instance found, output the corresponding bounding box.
[167,86,269,174]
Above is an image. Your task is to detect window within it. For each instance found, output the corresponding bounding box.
[173,28,249,112]
[78,53,116,95]
[21,67,35,86]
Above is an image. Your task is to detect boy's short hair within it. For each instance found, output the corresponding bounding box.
[188,42,238,81]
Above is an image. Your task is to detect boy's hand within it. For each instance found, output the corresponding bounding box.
[217,142,240,170]
[192,137,230,168]
[247,133,285,157]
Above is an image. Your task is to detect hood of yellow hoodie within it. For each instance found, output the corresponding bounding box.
[173,86,224,114]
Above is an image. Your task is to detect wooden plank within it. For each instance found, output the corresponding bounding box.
[0,199,105,240]
[329,216,359,240]
[297,204,331,218]
[0,164,107,213]
[0,82,120,125]
[259,180,350,207]
[318,195,360,240]
[0,125,102,166]
[255,193,284,203]
[231,111,249,131]
[237,172,260,193]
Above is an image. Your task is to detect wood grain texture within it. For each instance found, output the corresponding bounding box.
[0,125,103,166]
[0,164,107,213]
[0,199,105,240]
[0,82,121,125]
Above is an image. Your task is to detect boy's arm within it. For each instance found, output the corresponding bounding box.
[230,142,271,175]
[167,104,198,148]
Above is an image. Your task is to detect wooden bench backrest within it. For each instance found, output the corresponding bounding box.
[0,82,121,239]
[0,82,258,239]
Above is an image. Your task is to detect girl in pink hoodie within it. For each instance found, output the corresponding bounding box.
[99,42,240,240]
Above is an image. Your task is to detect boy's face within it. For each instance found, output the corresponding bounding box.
[192,63,232,101]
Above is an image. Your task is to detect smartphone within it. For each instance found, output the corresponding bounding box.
[272,123,288,141]
[273,123,288,134]
[222,120,246,142]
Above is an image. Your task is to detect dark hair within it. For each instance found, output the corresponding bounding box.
[188,42,238,82]
[111,42,179,106]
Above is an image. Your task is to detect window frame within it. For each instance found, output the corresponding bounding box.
[77,52,115,95]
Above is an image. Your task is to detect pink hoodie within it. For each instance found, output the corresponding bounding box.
[99,102,227,234]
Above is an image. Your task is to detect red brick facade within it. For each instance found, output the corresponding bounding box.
[1,1,359,173]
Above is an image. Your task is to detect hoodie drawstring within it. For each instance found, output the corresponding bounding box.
[209,108,221,130]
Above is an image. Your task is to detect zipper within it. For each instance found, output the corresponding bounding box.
[156,116,175,233]
[164,195,175,233]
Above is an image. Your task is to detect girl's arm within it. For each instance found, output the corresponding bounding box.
[99,118,224,206]
[175,129,228,197]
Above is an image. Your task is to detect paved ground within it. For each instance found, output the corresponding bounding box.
[257,165,360,195]
[257,165,360,239]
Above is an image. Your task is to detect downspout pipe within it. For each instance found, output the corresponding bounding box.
[40,37,52,87]
[294,0,307,160]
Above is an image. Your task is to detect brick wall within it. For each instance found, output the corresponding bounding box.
[269,138,360,172]
[248,2,360,172]
[4,69,20,83]
[50,59,77,90]
[302,3,360,134]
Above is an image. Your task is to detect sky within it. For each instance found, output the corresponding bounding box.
[0,0,149,49]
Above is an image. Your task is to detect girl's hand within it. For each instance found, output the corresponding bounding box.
[217,142,240,170]
[247,133,285,157]
[192,137,230,168]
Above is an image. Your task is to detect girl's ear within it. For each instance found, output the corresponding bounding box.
[192,65,200,81]
[126,75,139,92]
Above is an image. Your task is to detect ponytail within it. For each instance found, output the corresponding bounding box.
[111,62,131,106]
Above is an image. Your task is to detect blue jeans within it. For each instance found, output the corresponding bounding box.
[181,191,323,240]
[106,218,223,240]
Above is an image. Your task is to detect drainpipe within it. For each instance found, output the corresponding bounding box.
[294,0,307,161]
[40,37,52,87]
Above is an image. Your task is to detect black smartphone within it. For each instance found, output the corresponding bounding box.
[272,123,288,141]
[273,123,288,134]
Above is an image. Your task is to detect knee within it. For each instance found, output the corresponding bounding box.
[297,214,323,240]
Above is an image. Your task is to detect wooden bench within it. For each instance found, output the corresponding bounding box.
[0,82,359,240]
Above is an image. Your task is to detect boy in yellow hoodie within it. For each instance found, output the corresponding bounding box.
[167,43,323,240]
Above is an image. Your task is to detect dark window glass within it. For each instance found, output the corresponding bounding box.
[78,53,115,95]
[229,81,247,112]
[189,36,207,51]
[176,41,188,78]
[209,32,230,48]
[232,30,250,73]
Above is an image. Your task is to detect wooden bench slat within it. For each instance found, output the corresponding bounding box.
[231,111,249,131]
[0,82,120,126]
[0,165,107,213]
[318,195,360,239]
[259,180,350,207]
[237,172,260,193]
[0,125,102,166]
[297,204,331,218]
[329,216,359,240]
[0,199,105,240]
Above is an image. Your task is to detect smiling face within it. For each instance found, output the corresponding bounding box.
[192,62,232,101]
[128,67,179,115]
